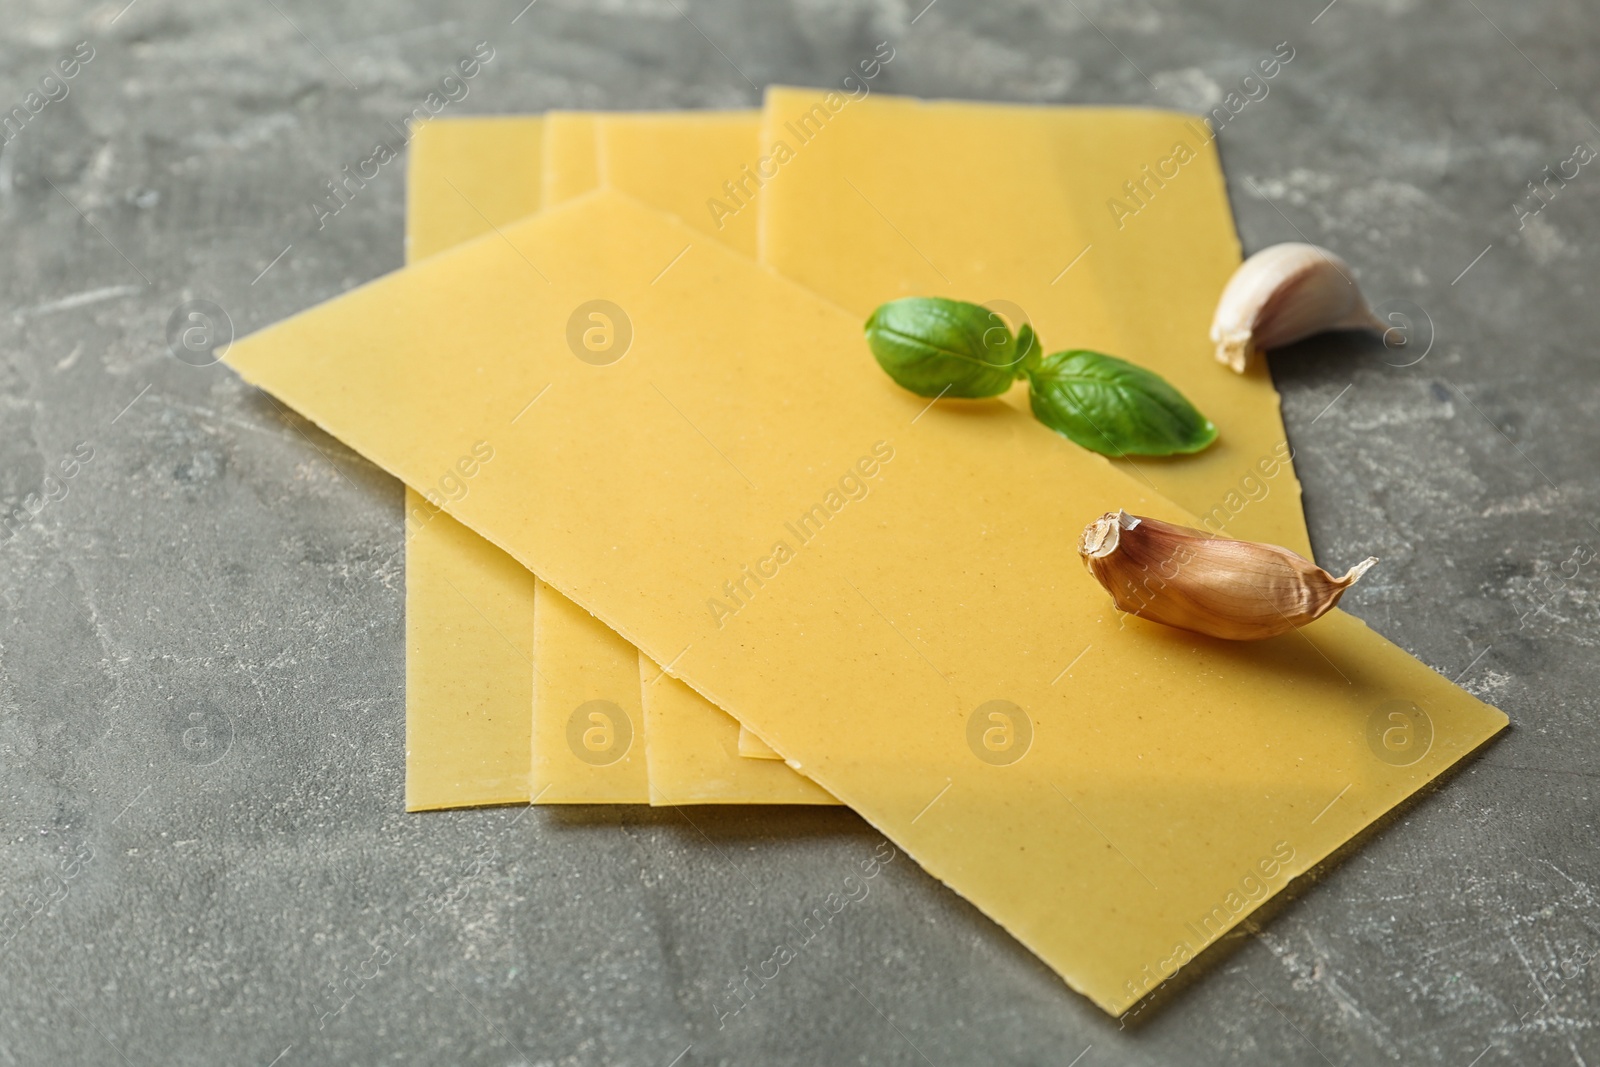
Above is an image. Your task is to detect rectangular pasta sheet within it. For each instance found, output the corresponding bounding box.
[226,188,1506,1013]
[407,110,822,808]
[403,116,544,811]
[535,109,827,804]
[760,88,1311,556]
[531,578,649,802]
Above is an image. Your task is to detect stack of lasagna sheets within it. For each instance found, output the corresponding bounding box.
[224,88,1506,1015]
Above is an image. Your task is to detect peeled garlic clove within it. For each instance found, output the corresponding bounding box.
[1210,242,1387,373]
[1078,510,1377,641]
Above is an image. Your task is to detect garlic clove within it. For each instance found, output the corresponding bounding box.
[1078,510,1377,641]
[1210,242,1387,373]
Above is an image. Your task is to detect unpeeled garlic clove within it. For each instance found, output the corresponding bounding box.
[1210,242,1387,373]
[1078,510,1377,641]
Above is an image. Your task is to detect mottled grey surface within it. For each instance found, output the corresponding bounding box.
[0,0,1595,1063]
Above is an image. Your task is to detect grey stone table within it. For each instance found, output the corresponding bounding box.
[2,0,1595,1063]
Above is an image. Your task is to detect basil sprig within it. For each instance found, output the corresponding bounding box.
[864,297,1217,457]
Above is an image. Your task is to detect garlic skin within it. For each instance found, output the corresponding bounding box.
[1210,242,1387,373]
[1078,510,1377,641]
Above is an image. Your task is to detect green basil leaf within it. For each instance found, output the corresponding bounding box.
[863,298,1027,398]
[1025,350,1218,456]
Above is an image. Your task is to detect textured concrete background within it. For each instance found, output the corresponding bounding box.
[1,0,1596,1063]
